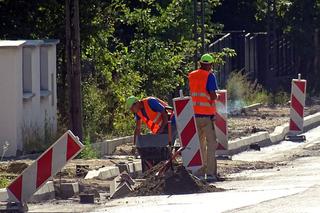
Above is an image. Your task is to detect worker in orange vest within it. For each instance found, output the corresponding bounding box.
[188,53,219,182]
[126,96,176,145]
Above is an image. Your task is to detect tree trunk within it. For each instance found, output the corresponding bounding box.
[314,29,320,94]
[65,0,83,140]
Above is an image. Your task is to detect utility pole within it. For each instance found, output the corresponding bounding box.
[193,0,198,69]
[65,0,83,141]
[200,0,205,55]
[193,0,206,69]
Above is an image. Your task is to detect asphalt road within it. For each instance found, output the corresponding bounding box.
[29,126,320,213]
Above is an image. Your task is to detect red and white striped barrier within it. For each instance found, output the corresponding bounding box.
[7,130,84,203]
[173,93,203,173]
[215,90,228,154]
[289,74,307,135]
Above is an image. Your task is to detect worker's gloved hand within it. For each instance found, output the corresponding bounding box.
[216,93,221,100]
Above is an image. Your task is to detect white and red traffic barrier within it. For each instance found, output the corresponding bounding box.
[215,90,228,154]
[173,91,203,173]
[7,131,84,203]
[289,74,307,135]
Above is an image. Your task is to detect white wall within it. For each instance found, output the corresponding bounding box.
[0,45,24,156]
[0,40,58,157]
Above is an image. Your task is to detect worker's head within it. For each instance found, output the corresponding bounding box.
[126,96,140,113]
[199,53,214,71]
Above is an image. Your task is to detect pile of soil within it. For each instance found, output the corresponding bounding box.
[132,164,225,196]
[6,162,28,174]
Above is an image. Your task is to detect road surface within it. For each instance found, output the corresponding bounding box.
[29,126,320,212]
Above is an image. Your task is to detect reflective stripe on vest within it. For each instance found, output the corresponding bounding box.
[193,102,214,107]
[188,69,216,115]
[190,92,211,100]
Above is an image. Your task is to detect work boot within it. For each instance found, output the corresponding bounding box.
[205,174,218,183]
[194,167,206,180]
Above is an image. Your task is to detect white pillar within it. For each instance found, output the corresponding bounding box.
[0,41,25,156]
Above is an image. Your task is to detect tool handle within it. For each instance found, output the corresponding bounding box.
[156,146,186,176]
[168,121,172,146]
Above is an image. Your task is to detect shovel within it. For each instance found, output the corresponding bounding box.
[156,146,185,176]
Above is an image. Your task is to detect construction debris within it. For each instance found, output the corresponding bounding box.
[110,172,135,199]
[76,165,89,178]
[131,164,225,196]
[79,193,95,204]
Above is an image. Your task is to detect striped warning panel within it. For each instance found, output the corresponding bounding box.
[289,78,307,135]
[7,130,84,203]
[173,96,203,173]
[215,90,228,152]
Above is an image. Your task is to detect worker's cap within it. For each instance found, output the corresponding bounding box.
[126,96,139,109]
[200,53,214,64]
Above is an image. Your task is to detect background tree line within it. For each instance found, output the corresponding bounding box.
[0,0,319,139]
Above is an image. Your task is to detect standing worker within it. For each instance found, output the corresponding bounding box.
[188,53,219,182]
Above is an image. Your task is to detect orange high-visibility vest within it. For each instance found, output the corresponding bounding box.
[188,69,216,115]
[137,97,169,134]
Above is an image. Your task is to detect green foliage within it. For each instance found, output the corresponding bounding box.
[211,48,237,65]
[226,72,270,108]
[81,0,223,137]
[78,136,98,159]
[22,116,57,154]
[273,91,290,105]
[0,177,9,188]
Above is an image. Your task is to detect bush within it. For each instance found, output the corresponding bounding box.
[0,177,9,188]
[226,72,270,108]
[273,91,290,105]
[78,136,98,159]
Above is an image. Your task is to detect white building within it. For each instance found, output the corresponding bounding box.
[0,40,59,157]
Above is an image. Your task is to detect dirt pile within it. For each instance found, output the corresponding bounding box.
[132,164,224,196]
[6,162,28,174]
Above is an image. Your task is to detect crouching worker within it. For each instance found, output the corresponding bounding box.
[126,96,177,171]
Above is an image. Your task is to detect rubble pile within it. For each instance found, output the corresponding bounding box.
[132,164,224,196]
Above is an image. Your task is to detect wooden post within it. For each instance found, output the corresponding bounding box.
[200,0,205,55]
[193,0,198,69]
[65,0,83,141]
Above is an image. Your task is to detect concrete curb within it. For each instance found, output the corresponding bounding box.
[97,166,120,180]
[92,136,133,156]
[0,181,55,203]
[29,181,55,202]
[85,161,142,180]
[228,112,320,155]
[57,182,79,199]
[0,188,8,202]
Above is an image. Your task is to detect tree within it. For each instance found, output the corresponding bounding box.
[66,0,83,140]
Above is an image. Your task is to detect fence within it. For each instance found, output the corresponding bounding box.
[208,31,297,91]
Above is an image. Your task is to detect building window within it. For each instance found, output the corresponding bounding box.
[51,73,54,106]
[40,47,49,91]
[22,47,32,93]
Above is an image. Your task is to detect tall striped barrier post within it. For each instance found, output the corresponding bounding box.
[173,90,203,174]
[286,74,307,141]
